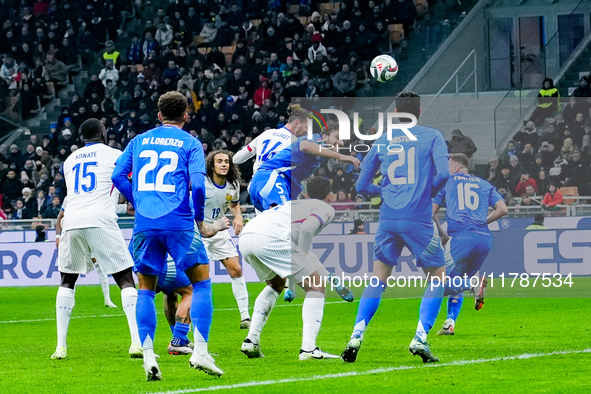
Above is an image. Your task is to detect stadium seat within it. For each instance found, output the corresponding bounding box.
[251,19,262,27]
[288,4,299,14]
[221,46,235,65]
[135,64,144,73]
[319,3,335,12]
[560,187,578,205]
[297,16,309,25]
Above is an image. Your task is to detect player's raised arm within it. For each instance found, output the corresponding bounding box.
[112,144,134,205]
[232,140,256,164]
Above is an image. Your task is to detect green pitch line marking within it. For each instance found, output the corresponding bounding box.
[145,349,591,394]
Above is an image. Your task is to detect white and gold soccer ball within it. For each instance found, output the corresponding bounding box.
[369,55,399,83]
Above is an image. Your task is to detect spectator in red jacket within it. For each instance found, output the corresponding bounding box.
[515,171,538,197]
[254,78,272,107]
[541,182,563,210]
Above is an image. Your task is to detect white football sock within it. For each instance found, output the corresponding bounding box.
[121,287,141,345]
[231,276,250,321]
[247,285,279,344]
[95,264,113,305]
[142,335,155,360]
[286,278,296,293]
[56,287,75,348]
[301,291,325,352]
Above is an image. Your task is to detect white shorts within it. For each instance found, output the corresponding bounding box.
[59,227,134,275]
[202,230,239,261]
[239,233,320,282]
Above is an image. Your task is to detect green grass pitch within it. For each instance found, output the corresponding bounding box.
[0,281,590,393]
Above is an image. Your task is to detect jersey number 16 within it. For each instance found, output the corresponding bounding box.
[457,183,480,210]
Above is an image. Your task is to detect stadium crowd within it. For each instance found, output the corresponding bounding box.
[1,0,585,222]
[488,79,591,209]
[0,0,425,220]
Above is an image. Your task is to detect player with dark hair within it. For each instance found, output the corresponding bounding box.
[432,153,508,335]
[52,118,141,360]
[239,177,340,360]
[112,91,229,380]
[343,91,450,364]
[204,150,251,329]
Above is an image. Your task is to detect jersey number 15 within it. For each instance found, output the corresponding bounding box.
[72,162,97,194]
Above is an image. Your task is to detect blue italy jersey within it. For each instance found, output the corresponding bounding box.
[434,173,503,235]
[360,125,448,222]
[258,133,324,185]
[116,125,205,232]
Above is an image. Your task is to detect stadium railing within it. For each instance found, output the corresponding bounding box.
[2,199,590,235]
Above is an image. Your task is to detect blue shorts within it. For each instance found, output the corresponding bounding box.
[132,227,209,276]
[156,258,192,294]
[249,169,290,212]
[374,220,445,269]
[444,232,492,278]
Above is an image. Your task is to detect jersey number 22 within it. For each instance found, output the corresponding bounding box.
[137,150,179,192]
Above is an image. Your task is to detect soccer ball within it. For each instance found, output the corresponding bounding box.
[370,55,399,83]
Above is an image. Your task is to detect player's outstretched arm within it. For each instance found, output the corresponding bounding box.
[356,169,380,196]
[299,140,361,167]
[487,200,509,224]
[198,217,230,238]
[233,144,256,164]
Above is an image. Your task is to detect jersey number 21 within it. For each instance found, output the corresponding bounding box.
[387,147,415,185]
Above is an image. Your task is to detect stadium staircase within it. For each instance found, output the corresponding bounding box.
[560,42,591,97]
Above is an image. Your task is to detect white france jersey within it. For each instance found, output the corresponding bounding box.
[61,143,123,231]
[233,127,294,173]
[241,199,335,246]
[204,176,240,224]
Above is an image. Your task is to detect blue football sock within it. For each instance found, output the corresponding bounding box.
[173,322,190,342]
[191,279,212,343]
[136,289,156,349]
[415,281,444,342]
[447,293,464,321]
[444,277,471,296]
[352,280,385,338]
